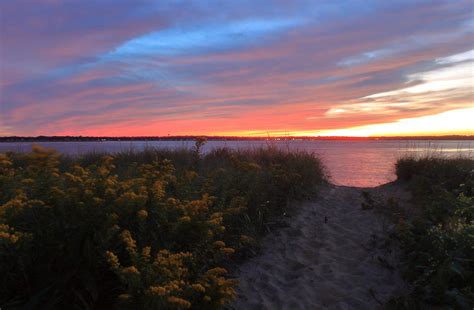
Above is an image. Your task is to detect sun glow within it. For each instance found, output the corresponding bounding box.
[215,107,474,137]
[318,107,474,137]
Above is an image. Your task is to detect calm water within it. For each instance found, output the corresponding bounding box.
[1,140,472,187]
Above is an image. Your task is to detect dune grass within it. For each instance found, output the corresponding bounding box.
[391,156,474,308]
[0,143,325,309]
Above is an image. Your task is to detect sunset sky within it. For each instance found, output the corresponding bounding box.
[1,0,473,137]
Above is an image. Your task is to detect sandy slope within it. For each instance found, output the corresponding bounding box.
[230,185,408,310]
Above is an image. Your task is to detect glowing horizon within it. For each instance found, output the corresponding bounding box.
[211,107,474,138]
[1,1,473,137]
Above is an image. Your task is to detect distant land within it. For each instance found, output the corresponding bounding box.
[1,135,473,142]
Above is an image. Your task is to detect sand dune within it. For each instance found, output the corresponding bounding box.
[231,185,408,309]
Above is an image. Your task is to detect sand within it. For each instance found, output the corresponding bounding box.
[230,184,408,310]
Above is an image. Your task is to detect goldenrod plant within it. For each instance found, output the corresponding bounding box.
[0,144,325,308]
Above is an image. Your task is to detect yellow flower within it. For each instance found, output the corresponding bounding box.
[121,230,137,252]
[21,178,35,186]
[0,154,12,167]
[105,251,120,269]
[148,286,167,296]
[167,296,191,309]
[72,165,87,176]
[105,188,116,198]
[221,247,235,255]
[240,234,254,243]
[247,162,261,170]
[141,246,151,256]
[191,284,206,293]
[226,207,244,215]
[240,234,250,241]
[49,186,65,197]
[93,197,104,205]
[153,180,165,199]
[178,216,191,223]
[137,209,148,220]
[27,200,45,208]
[118,294,130,301]
[206,267,227,276]
[110,224,120,233]
[122,266,140,275]
[167,198,178,205]
[0,231,19,243]
[210,212,223,219]
[206,212,223,226]
[185,170,198,181]
[109,213,119,221]
[206,218,221,226]
[213,240,225,248]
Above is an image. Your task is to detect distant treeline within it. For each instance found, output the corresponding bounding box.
[1,135,473,142]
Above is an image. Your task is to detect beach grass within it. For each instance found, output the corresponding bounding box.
[0,143,325,308]
[391,156,474,308]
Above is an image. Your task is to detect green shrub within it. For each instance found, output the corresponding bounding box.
[395,156,474,308]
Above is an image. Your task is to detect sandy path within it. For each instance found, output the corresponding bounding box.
[231,185,407,310]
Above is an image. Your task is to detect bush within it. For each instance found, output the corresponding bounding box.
[0,145,325,308]
[394,156,474,308]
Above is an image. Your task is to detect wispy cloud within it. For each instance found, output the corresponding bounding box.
[326,49,474,117]
[105,19,302,58]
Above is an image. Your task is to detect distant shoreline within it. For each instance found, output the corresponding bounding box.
[1,135,473,142]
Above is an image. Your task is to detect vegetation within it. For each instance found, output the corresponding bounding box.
[392,156,474,309]
[0,142,325,309]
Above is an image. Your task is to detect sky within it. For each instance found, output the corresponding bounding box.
[0,0,473,137]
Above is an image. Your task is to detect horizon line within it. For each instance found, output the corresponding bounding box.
[1,134,473,141]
